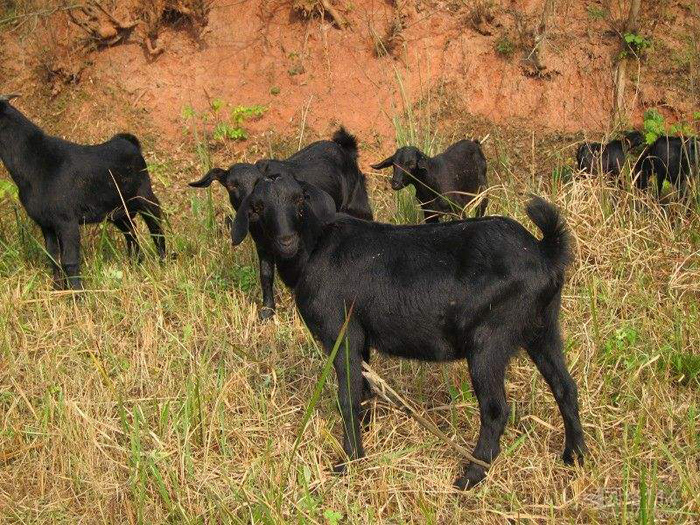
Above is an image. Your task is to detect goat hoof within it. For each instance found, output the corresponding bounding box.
[258,307,275,321]
[563,445,587,466]
[454,465,486,490]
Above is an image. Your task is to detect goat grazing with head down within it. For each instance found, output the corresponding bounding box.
[230,173,587,489]
[634,135,699,198]
[576,131,644,177]
[189,127,373,319]
[371,139,488,221]
[0,94,166,290]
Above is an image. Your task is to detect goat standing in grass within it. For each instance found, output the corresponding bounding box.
[0,94,166,290]
[372,139,488,221]
[189,127,372,319]
[230,174,587,489]
[576,131,644,177]
[634,135,699,199]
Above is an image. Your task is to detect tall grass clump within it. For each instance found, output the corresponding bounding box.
[1,91,699,522]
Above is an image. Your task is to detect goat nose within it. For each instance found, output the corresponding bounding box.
[279,235,294,247]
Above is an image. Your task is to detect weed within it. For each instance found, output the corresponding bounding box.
[643,109,697,144]
[182,100,266,147]
[586,4,607,20]
[620,32,652,59]
[495,34,515,57]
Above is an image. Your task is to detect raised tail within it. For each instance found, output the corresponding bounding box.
[332,126,358,160]
[114,133,142,151]
[526,196,572,278]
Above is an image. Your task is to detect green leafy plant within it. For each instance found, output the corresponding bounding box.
[621,32,652,58]
[182,100,267,145]
[643,109,666,144]
[643,109,697,144]
[324,509,343,525]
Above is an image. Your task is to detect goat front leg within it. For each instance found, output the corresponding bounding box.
[57,222,84,291]
[256,246,276,321]
[455,348,511,490]
[41,226,63,289]
[331,329,366,474]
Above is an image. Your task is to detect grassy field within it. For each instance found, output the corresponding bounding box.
[1,101,699,524]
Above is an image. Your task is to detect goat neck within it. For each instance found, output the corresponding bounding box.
[275,213,332,290]
[0,105,49,189]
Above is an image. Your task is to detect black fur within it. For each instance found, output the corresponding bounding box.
[231,175,587,489]
[189,127,373,320]
[372,140,488,221]
[576,131,644,177]
[0,98,165,290]
[633,135,699,197]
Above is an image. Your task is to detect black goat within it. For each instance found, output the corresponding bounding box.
[189,127,373,320]
[230,174,587,489]
[371,139,488,221]
[0,94,165,290]
[576,131,644,176]
[634,135,699,197]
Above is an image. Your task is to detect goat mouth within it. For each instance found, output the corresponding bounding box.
[275,239,300,259]
[391,181,404,190]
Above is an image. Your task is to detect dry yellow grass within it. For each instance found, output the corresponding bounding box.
[0,75,699,524]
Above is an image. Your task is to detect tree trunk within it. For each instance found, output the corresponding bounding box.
[612,0,642,128]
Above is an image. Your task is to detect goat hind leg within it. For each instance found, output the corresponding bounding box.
[112,215,141,260]
[135,189,166,259]
[455,348,511,490]
[525,326,586,466]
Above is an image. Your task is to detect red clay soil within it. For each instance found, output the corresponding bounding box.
[1,0,698,146]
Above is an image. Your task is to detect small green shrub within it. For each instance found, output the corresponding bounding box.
[643,109,697,144]
[495,35,515,57]
[621,32,652,58]
[182,100,267,146]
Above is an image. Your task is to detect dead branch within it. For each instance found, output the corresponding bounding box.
[361,362,491,470]
[612,0,642,127]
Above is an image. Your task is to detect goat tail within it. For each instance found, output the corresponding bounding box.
[114,133,142,151]
[332,126,358,159]
[526,196,572,278]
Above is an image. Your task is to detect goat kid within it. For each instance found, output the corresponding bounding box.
[576,131,644,177]
[189,127,373,319]
[230,174,586,489]
[372,139,488,221]
[0,94,165,290]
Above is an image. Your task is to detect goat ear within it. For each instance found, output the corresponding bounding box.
[189,168,226,188]
[255,159,270,174]
[301,182,336,225]
[231,194,254,246]
[371,155,394,170]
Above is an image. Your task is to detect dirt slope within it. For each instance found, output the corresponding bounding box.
[1,0,698,147]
